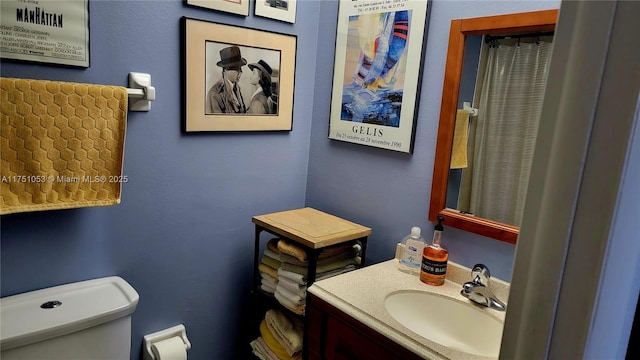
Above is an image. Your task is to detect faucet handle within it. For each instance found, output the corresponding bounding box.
[471,264,491,286]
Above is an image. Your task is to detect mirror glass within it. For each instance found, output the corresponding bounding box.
[429,10,558,243]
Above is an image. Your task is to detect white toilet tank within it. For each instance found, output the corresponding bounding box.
[1,276,139,360]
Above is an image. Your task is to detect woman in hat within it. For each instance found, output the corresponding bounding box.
[246,59,275,115]
[208,45,247,114]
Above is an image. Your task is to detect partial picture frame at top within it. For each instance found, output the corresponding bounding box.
[181,17,297,132]
[328,0,431,153]
[185,0,249,16]
[255,0,297,24]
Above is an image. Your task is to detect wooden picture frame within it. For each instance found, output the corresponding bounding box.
[181,17,297,132]
[428,10,558,243]
[327,0,431,153]
[185,0,249,16]
[255,0,297,24]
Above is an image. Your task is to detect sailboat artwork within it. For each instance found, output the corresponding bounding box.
[341,10,410,127]
[329,0,430,154]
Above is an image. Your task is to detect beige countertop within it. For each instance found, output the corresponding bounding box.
[307,259,510,360]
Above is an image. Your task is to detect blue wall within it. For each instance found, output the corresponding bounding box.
[1,1,319,358]
[1,1,558,359]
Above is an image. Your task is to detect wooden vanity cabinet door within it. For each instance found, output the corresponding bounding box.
[324,316,399,360]
[307,294,423,360]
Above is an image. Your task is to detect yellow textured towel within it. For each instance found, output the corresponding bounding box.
[450,109,470,169]
[1,78,128,215]
[277,239,307,262]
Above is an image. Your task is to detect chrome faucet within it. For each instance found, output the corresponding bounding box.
[460,264,506,311]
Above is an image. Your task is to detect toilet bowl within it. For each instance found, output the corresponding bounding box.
[0,276,139,360]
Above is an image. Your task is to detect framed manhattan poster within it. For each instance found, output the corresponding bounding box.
[328,0,431,153]
[0,0,90,67]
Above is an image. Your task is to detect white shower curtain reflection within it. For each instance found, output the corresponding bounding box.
[459,39,553,227]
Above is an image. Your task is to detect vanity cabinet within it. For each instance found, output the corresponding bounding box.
[249,207,371,359]
[307,293,423,360]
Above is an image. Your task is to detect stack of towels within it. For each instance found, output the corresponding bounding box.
[275,239,362,315]
[275,240,308,315]
[250,308,304,360]
[259,238,282,295]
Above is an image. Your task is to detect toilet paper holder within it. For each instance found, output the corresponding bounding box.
[143,324,191,360]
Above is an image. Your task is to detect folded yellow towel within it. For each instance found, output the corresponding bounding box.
[259,320,299,360]
[259,263,279,280]
[1,77,128,214]
[277,239,307,262]
[450,109,470,169]
[267,238,280,253]
[261,255,281,270]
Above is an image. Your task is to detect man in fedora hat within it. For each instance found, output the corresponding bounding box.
[207,45,247,114]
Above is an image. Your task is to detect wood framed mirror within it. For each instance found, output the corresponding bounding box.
[428,9,558,244]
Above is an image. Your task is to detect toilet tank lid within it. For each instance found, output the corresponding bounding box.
[0,276,139,351]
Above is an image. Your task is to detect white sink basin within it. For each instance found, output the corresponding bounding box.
[384,290,503,357]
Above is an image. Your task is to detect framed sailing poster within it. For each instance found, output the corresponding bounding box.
[328,0,431,153]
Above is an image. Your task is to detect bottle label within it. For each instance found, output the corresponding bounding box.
[421,258,447,275]
[400,249,421,269]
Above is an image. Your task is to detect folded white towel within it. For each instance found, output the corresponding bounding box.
[278,276,306,295]
[250,338,268,360]
[261,276,278,289]
[261,283,276,294]
[277,268,306,285]
[274,290,305,315]
[251,337,280,360]
[261,272,278,285]
[264,247,280,261]
[275,285,305,305]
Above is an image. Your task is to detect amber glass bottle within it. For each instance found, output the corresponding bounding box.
[420,216,448,286]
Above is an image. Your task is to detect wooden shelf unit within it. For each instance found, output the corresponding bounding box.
[250,207,371,359]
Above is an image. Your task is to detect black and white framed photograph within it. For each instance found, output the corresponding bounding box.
[182,17,296,132]
[0,0,90,67]
[185,0,249,16]
[255,0,297,24]
[328,0,431,153]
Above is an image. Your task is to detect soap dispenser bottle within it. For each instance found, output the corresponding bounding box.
[398,227,426,275]
[420,216,449,286]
